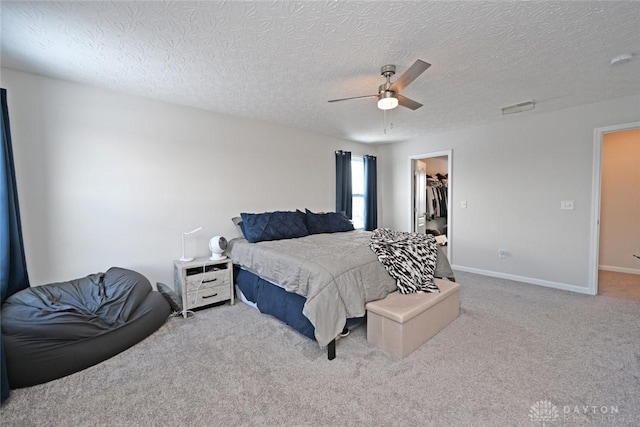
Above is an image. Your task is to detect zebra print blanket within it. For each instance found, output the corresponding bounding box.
[369,228,440,294]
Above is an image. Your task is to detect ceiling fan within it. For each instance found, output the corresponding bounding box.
[328,59,431,111]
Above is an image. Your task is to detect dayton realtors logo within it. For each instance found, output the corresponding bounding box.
[529,400,559,425]
[529,400,636,424]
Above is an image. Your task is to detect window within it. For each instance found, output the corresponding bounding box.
[351,156,365,229]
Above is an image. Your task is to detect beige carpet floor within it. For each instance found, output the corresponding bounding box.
[1,271,639,426]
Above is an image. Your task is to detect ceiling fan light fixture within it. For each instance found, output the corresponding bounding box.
[378,92,398,110]
[328,59,429,111]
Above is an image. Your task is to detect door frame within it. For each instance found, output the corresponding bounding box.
[589,121,640,295]
[408,150,453,261]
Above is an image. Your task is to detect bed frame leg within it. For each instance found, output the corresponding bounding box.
[327,339,336,360]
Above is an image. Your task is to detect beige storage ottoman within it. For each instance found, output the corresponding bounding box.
[366,279,460,357]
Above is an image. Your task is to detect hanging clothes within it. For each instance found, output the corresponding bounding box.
[426,178,440,219]
[437,186,446,217]
[426,176,448,219]
[431,187,438,218]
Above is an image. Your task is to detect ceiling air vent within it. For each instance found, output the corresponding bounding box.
[501,100,535,115]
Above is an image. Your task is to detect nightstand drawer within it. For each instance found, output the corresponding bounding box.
[186,283,231,308]
[185,269,229,293]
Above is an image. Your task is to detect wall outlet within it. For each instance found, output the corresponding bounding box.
[498,249,507,259]
[560,200,574,210]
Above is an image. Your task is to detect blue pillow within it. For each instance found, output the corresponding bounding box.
[240,211,309,243]
[305,209,355,234]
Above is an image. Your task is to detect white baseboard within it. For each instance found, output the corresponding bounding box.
[451,265,594,295]
[599,265,640,275]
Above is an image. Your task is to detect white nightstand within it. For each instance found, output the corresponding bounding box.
[173,257,234,318]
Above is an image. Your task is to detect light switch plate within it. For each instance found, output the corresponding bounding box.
[561,200,574,210]
[461,200,467,209]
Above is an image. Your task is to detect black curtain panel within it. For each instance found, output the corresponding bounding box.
[364,155,377,231]
[1,88,30,402]
[335,150,352,218]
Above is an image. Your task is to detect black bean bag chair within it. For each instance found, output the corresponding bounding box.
[1,267,170,388]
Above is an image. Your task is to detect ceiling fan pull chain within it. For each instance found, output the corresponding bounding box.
[383,109,387,134]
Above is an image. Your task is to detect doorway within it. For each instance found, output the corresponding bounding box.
[409,150,452,260]
[590,122,640,297]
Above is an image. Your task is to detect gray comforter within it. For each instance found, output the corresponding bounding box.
[229,230,397,347]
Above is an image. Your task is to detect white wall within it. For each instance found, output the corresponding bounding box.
[600,129,640,274]
[1,68,376,287]
[378,94,640,292]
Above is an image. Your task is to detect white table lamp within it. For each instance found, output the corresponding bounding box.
[180,226,203,262]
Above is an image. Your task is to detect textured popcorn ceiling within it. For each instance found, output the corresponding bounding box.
[2,1,640,144]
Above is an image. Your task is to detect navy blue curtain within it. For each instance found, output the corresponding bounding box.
[1,88,30,402]
[335,150,352,218]
[363,155,377,231]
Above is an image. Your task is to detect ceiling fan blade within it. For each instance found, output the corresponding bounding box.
[389,59,431,93]
[328,94,379,103]
[397,94,423,110]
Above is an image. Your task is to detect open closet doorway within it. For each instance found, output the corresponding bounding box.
[409,150,452,261]
[591,122,640,299]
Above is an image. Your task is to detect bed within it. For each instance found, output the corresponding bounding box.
[229,210,455,359]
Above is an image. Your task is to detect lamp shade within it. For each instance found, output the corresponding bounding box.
[378,92,398,110]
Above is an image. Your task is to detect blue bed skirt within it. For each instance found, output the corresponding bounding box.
[234,267,364,341]
[235,267,316,340]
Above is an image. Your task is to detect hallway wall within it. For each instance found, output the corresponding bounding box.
[600,129,640,274]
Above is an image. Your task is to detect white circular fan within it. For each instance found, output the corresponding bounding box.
[209,236,228,260]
